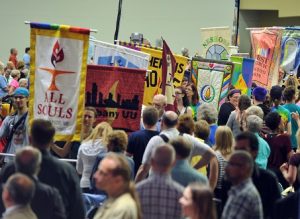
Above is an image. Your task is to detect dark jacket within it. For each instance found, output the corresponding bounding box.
[0,149,85,219]
[218,102,236,126]
[273,190,299,219]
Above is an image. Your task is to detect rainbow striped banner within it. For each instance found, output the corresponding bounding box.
[230,56,255,96]
[192,57,233,110]
[29,22,90,141]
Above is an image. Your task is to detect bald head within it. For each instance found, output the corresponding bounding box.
[162,111,178,129]
[151,144,175,172]
[15,146,42,176]
[152,94,167,117]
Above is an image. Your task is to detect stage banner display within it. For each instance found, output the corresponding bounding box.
[251,28,282,89]
[280,28,300,75]
[29,22,90,141]
[193,57,233,110]
[93,40,150,70]
[230,56,255,96]
[200,27,231,61]
[118,41,188,106]
[85,65,145,132]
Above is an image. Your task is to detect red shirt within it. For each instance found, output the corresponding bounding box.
[9,54,18,68]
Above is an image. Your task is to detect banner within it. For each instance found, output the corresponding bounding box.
[85,65,145,132]
[200,27,231,61]
[280,28,300,75]
[230,56,255,96]
[251,28,282,89]
[29,22,90,141]
[93,40,150,70]
[193,58,233,110]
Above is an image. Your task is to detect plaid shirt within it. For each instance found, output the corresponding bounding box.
[136,172,184,219]
[221,178,263,219]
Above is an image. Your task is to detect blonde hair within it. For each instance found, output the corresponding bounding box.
[11,69,20,78]
[214,126,234,156]
[84,122,112,145]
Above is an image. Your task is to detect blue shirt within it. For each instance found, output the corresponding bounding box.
[207,124,218,146]
[171,159,208,187]
[255,133,270,169]
[0,75,8,98]
[283,103,300,149]
[23,53,30,69]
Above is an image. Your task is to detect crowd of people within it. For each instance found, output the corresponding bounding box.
[0,47,299,219]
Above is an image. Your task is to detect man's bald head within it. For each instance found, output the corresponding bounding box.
[162,111,178,129]
[152,94,167,117]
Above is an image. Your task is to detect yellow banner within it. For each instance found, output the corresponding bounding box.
[29,27,89,142]
[140,47,187,105]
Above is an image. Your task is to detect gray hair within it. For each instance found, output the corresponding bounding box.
[15,146,42,176]
[245,105,264,119]
[11,69,20,78]
[197,103,218,124]
[246,115,263,133]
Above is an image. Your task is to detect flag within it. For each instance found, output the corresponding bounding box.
[119,41,188,106]
[162,39,177,109]
[29,22,90,141]
[194,58,233,110]
[230,56,255,96]
[93,40,150,70]
[85,65,145,132]
[251,28,282,89]
[280,28,300,75]
[200,27,231,61]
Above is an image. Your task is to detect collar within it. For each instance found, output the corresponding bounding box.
[229,178,252,196]
[3,205,23,216]
[161,128,179,135]
[149,172,172,182]
[175,159,189,167]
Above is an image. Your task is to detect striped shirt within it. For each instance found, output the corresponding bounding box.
[215,151,227,189]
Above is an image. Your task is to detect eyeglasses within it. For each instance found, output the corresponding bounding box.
[13,96,26,99]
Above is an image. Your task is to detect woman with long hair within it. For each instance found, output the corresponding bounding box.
[77,122,113,192]
[175,86,193,117]
[186,83,200,120]
[179,183,217,219]
[213,126,234,199]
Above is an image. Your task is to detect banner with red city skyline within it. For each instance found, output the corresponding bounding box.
[29,22,90,141]
[86,65,146,132]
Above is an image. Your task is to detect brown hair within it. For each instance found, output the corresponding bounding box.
[105,153,142,219]
[85,107,97,118]
[194,120,210,141]
[186,83,199,105]
[177,114,195,134]
[189,183,217,219]
[107,130,128,152]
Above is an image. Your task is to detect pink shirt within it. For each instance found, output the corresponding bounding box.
[10,79,19,89]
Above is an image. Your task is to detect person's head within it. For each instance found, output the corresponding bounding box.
[225,150,254,185]
[283,86,296,103]
[194,120,210,141]
[227,89,241,107]
[284,74,299,99]
[142,106,159,128]
[6,61,15,70]
[238,95,252,112]
[83,107,97,128]
[175,86,190,107]
[185,83,199,105]
[2,173,35,208]
[197,103,217,125]
[93,152,131,196]
[0,61,4,75]
[245,105,264,120]
[15,146,41,176]
[177,114,195,135]
[151,144,176,173]
[85,122,113,145]
[234,131,259,159]
[25,47,30,54]
[12,87,29,111]
[16,61,25,71]
[179,183,216,219]
[252,86,268,103]
[265,111,281,131]
[161,111,178,130]
[270,85,283,106]
[107,130,128,152]
[246,115,263,134]
[215,126,234,156]
[181,48,189,57]
[152,94,167,117]
[10,69,20,79]
[4,68,11,78]
[181,77,189,88]
[10,48,17,55]
[19,78,28,88]
[170,136,192,160]
[30,119,55,149]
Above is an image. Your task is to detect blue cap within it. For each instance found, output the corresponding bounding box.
[13,87,29,97]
